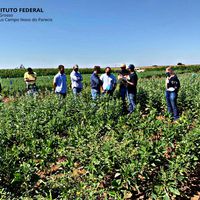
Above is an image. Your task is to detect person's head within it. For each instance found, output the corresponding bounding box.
[58,65,65,74]
[120,64,126,70]
[93,66,101,74]
[73,64,79,72]
[128,64,135,72]
[165,66,174,77]
[105,66,111,75]
[27,68,33,74]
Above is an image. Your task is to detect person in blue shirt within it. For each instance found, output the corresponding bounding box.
[53,65,67,98]
[70,65,83,95]
[90,66,103,100]
[100,67,117,96]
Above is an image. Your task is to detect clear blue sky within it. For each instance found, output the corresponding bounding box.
[0,0,200,69]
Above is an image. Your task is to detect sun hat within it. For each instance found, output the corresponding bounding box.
[120,64,126,68]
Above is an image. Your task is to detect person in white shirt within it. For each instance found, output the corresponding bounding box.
[70,65,83,95]
[100,67,117,96]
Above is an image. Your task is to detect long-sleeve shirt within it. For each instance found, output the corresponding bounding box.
[166,75,180,93]
[70,71,83,89]
[90,72,102,91]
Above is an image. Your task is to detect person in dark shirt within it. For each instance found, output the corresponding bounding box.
[118,64,129,113]
[165,67,180,120]
[90,66,102,100]
[126,64,138,114]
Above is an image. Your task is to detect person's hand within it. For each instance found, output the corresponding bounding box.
[118,74,123,79]
[125,75,130,81]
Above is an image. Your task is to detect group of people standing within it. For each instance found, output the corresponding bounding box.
[51,64,138,114]
[90,64,138,114]
[23,64,180,120]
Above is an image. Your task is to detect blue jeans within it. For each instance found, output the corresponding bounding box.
[120,86,127,102]
[72,88,82,95]
[127,92,136,113]
[91,89,100,100]
[120,86,127,112]
[165,91,179,120]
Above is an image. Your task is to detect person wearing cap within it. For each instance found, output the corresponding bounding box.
[53,65,67,98]
[100,67,117,96]
[24,68,37,95]
[90,66,103,100]
[70,65,83,95]
[118,64,129,112]
[165,67,180,120]
[126,64,138,114]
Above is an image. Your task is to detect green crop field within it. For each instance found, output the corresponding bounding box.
[0,70,200,199]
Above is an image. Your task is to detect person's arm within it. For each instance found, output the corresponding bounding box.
[79,73,83,81]
[126,74,135,86]
[174,76,180,92]
[24,73,28,82]
[166,77,169,89]
[118,74,123,80]
[127,80,134,86]
[34,72,37,81]
[71,72,82,81]
[53,83,56,91]
[92,75,100,85]
[24,73,36,83]
[100,75,105,92]
[53,76,57,92]
[112,75,117,91]
[70,73,79,81]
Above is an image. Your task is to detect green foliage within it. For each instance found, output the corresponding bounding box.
[0,68,103,78]
[0,73,199,199]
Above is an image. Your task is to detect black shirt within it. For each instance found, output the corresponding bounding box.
[127,72,138,94]
[167,75,180,93]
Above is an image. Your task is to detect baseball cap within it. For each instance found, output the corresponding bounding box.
[128,64,135,70]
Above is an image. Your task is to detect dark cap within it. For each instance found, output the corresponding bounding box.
[128,64,135,70]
